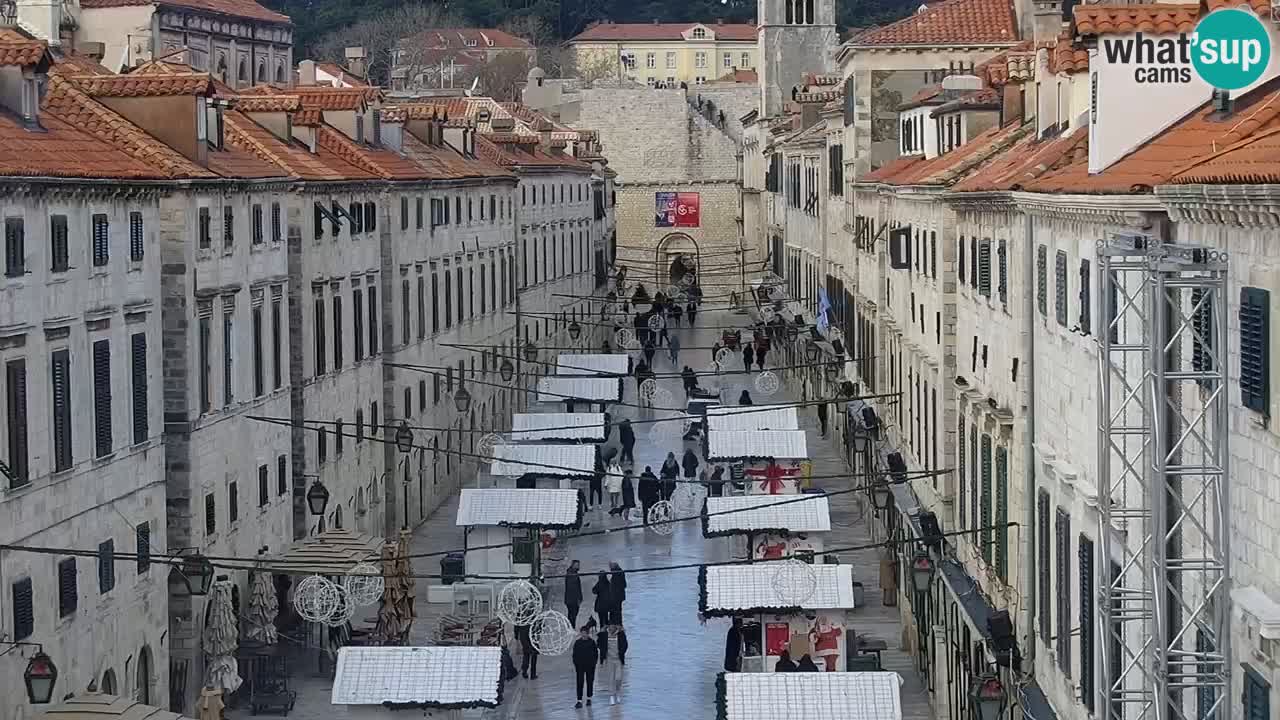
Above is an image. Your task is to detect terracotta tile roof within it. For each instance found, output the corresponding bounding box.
[569,22,757,42]
[292,108,322,126]
[860,154,926,182]
[207,145,289,179]
[241,84,380,110]
[0,29,50,68]
[932,87,1002,115]
[50,51,113,76]
[1048,36,1088,74]
[1073,3,1199,36]
[976,44,1035,85]
[224,110,374,181]
[70,73,212,97]
[500,102,555,131]
[899,85,945,111]
[1026,76,1280,193]
[952,125,1087,191]
[1169,125,1280,183]
[125,58,238,98]
[42,74,211,178]
[0,107,163,179]
[851,0,1019,47]
[79,0,289,24]
[1206,0,1271,12]
[476,133,592,171]
[400,132,512,180]
[397,28,535,50]
[316,125,424,180]
[857,122,1030,185]
[237,95,300,112]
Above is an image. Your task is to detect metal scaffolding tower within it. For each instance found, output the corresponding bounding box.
[1097,234,1232,720]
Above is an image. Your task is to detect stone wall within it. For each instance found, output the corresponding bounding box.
[613,183,743,292]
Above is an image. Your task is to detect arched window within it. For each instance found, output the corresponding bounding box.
[334,504,344,529]
[215,56,227,83]
[237,58,248,84]
[256,63,266,83]
[101,669,117,695]
[275,62,285,84]
[136,646,153,705]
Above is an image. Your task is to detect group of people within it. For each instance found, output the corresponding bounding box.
[710,327,773,373]
[554,560,630,706]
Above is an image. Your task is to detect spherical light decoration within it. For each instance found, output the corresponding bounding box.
[652,387,675,409]
[646,500,676,535]
[667,284,682,298]
[648,419,678,444]
[771,558,819,606]
[341,562,385,607]
[754,371,780,397]
[529,609,575,655]
[715,347,734,366]
[673,482,705,515]
[325,583,357,627]
[681,255,696,270]
[623,337,642,352]
[293,575,341,624]
[639,378,659,400]
[478,432,504,459]
[496,580,543,625]
[647,314,664,331]
[614,328,635,348]
[679,274,695,287]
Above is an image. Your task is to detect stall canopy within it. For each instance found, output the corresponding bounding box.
[703,495,831,537]
[456,488,583,529]
[706,406,799,432]
[556,353,630,376]
[706,430,808,462]
[489,443,596,478]
[698,564,856,617]
[269,529,382,575]
[715,671,903,720]
[510,413,606,442]
[39,694,194,720]
[331,646,503,709]
[537,376,623,403]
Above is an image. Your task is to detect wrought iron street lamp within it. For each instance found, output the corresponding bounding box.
[500,357,515,381]
[523,340,538,362]
[568,321,582,340]
[825,361,841,379]
[306,479,330,517]
[394,420,414,453]
[167,552,215,598]
[910,549,935,594]
[24,651,57,704]
[871,481,893,510]
[454,384,472,414]
[970,674,1008,720]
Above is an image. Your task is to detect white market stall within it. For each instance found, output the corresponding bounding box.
[537,375,623,410]
[703,494,831,561]
[706,405,800,432]
[556,353,630,376]
[332,646,503,718]
[701,564,857,673]
[706,430,809,495]
[489,443,596,488]
[510,412,606,443]
[715,671,903,720]
[456,488,582,580]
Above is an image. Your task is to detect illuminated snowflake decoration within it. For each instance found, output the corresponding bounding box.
[293,575,341,624]
[652,387,674,409]
[326,583,356,627]
[530,609,575,655]
[614,328,636,348]
[478,432,504,460]
[673,482,706,515]
[681,255,697,270]
[704,361,722,376]
[341,562,385,607]
[715,347,734,366]
[771,558,818,606]
[647,314,665,331]
[646,500,676,536]
[639,379,659,401]
[754,371,780,397]
[496,580,544,626]
[647,418,679,444]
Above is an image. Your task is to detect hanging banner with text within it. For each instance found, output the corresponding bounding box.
[655,192,700,228]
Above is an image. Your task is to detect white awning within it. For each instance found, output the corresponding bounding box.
[489,443,596,477]
[704,494,831,535]
[706,405,800,431]
[719,672,903,720]
[455,488,580,527]
[510,413,605,442]
[331,646,502,708]
[556,353,630,376]
[537,376,622,402]
[707,430,808,460]
[703,564,856,612]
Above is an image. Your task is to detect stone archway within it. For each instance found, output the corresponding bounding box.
[655,232,700,289]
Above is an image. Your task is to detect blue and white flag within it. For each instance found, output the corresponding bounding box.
[816,288,832,335]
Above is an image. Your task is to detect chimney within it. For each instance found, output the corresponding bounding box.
[0,65,45,129]
[81,42,106,63]
[344,46,367,79]
[299,59,317,86]
[15,0,61,45]
[1211,88,1233,116]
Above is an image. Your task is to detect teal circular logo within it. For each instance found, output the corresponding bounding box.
[1192,9,1271,90]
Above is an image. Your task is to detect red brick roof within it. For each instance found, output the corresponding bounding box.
[80,0,289,24]
[0,29,50,68]
[70,72,212,97]
[476,133,592,171]
[858,122,1030,185]
[1170,126,1280,184]
[952,126,1087,191]
[225,110,374,181]
[1048,36,1088,74]
[569,22,757,42]
[51,51,114,76]
[398,28,535,50]
[0,107,164,179]
[860,154,926,182]
[1073,4,1199,35]
[400,132,512,181]
[237,95,300,112]
[314,62,369,86]
[316,125,424,180]
[851,0,1019,47]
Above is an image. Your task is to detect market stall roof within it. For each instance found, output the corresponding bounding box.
[39,694,194,720]
[490,443,596,477]
[706,430,808,461]
[698,563,856,616]
[510,413,605,442]
[556,353,630,376]
[537,375,623,402]
[703,494,831,537]
[269,528,381,575]
[455,488,583,529]
[706,405,800,431]
[331,646,503,709]
[715,671,903,720]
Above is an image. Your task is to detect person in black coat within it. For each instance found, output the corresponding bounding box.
[681,366,698,394]
[638,467,660,525]
[742,343,754,371]
[515,622,538,679]
[681,448,699,481]
[709,464,726,497]
[617,470,636,516]
[564,560,583,627]
[724,617,744,672]
[739,390,754,406]
[659,452,679,501]
[572,627,599,707]
[609,562,627,623]
[796,654,820,672]
[643,338,656,367]
[590,446,605,508]
[592,573,613,626]
[687,301,697,325]
[774,650,798,672]
[619,420,636,465]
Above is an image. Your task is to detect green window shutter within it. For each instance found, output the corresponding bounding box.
[1240,287,1270,414]
[995,446,1009,582]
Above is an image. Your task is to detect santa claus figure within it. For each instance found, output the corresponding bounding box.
[755,538,788,560]
[809,614,844,671]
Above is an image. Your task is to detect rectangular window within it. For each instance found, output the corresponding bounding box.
[432,271,440,333]
[11,577,32,640]
[444,269,452,329]
[1038,490,1051,643]
[401,279,410,345]
[666,52,676,69]
[252,305,264,396]
[199,314,212,411]
[368,286,378,355]
[1036,245,1048,316]
[223,205,234,248]
[335,418,344,455]
[130,333,147,444]
[222,309,233,405]
[416,275,426,339]
[228,480,238,522]
[1244,665,1271,720]
[741,52,750,67]
[1191,287,1215,385]
[455,266,463,324]
[994,445,1009,582]
[91,213,109,266]
[401,196,409,230]
[416,197,424,229]
[997,239,1007,305]
[205,492,216,535]
[1079,259,1092,335]
[1055,507,1072,674]
[258,464,269,507]
[646,52,656,69]
[97,539,115,593]
[271,202,282,242]
[1055,250,1069,327]
[5,359,28,486]
[723,52,732,68]
[277,455,287,496]
[480,264,487,315]
[1240,287,1270,413]
[251,204,263,245]
[353,288,365,360]
[199,207,211,248]
[980,434,992,563]
[978,239,992,297]
[135,522,150,573]
[1079,533,1096,712]
[695,51,706,68]
[313,297,326,376]
[129,211,145,261]
[57,557,76,617]
[51,349,71,471]
[50,214,68,272]
[958,235,966,284]
[271,293,282,389]
[5,217,24,277]
[419,379,427,411]
[332,294,343,369]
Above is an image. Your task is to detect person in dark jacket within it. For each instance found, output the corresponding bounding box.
[739,390,754,406]
[572,627,599,707]
[796,654,820,672]
[817,402,829,437]
[609,562,627,623]
[710,340,722,365]
[670,301,683,325]
[592,573,613,626]
[643,338,656,367]
[659,452,679,501]
[724,617,744,672]
[619,420,636,465]
[756,337,770,369]
[681,448,699,481]
[709,464,726,497]
[589,447,605,508]
[564,560,583,627]
[687,301,697,325]
[742,343,755,372]
[681,365,698,394]
[774,650,798,672]
[638,467,660,525]
[515,622,538,679]
[617,470,636,517]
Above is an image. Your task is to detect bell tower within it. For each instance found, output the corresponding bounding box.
[757,0,838,117]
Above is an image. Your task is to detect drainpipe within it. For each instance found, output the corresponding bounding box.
[1020,211,1037,669]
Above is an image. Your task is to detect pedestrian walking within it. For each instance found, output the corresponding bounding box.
[642,339,656,368]
[605,624,628,704]
[687,301,697,325]
[591,573,613,628]
[619,420,636,465]
[711,340,722,365]
[742,342,755,372]
[756,336,770,369]
[515,622,539,679]
[681,365,698,394]
[671,301,683,325]
[681,447,699,482]
[605,462,623,510]
[638,467,660,524]
[668,333,681,366]
[817,402,829,437]
[620,469,636,518]
[564,560,583,627]
[657,313,670,347]
[609,562,627,623]
[724,617,744,672]
[739,389,754,406]
[572,626,599,708]
[709,464,726,497]
[590,447,605,508]
[660,452,679,501]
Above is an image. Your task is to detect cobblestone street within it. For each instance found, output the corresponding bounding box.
[244,308,933,720]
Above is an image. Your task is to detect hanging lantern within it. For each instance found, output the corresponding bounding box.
[24,652,57,704]
[454,384,472,413]
[871,481,893,510]
[825,361,842,379]
[786,323,799,341]
[523,340,538,362]
[307,479,330,517]
[970,675,1008,720]
[168,553,215,597]
[910,549,935,594]
[500,357,515,382]
[805,343,820,363]
[394,420,414,454]
[568,321,582,340]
